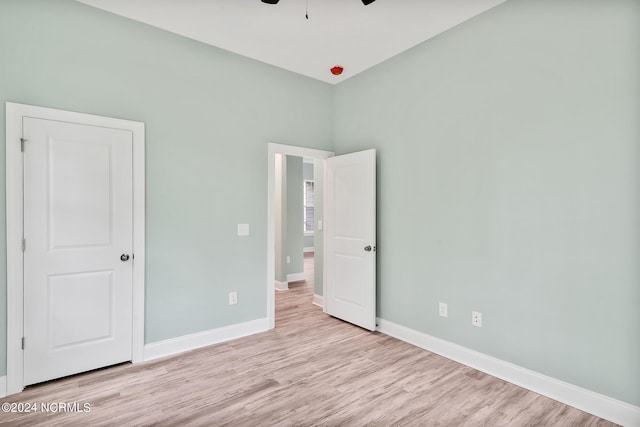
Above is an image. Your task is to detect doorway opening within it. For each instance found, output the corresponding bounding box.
[268,144,377,332]
[5,102,146,396]
[266,143,334,330]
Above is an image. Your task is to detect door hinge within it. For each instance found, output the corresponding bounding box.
[20,138,27,152]
[21,337,25,350]
[21,238,26,252]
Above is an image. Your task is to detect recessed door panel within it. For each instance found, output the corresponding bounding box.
[334,166,367,239]
[334,253,365,307]
[49,271,114,348]
[49,139,112,249]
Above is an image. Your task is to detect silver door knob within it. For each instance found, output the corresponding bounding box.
[364,246,372,252]
[120,254,130,262]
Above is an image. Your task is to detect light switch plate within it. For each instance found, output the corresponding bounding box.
[439,302,448,318]
[317,220,323,231]
[237,224,250,236]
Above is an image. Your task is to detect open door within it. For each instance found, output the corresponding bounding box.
[324,149,376,331]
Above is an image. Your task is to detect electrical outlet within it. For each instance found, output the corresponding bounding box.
[286,256,291,264]
[229,291,238,305]
[439,302,448,318]
[472,311,482,327]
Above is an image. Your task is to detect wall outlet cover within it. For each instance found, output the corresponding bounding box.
[472,311,482,327]
[229,291,238,305]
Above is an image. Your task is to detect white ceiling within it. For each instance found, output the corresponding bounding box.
[77,0,508,84]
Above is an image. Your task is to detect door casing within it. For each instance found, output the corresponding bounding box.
[5,102,146,396]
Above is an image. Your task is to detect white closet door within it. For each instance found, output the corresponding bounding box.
[23,117,134,385]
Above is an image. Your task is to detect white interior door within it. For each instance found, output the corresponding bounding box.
[324,149,376,331]
[23,117,134,386]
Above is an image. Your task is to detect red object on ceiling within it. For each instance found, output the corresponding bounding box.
[330,66,344,75]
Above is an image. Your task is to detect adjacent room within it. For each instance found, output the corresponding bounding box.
[1,0,639,425]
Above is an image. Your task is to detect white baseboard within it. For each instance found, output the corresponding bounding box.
[275,280,288,291]
[376,318,640,427]
[304,247,315,253]
[312,294,324,308]
[144,318,269,362]
[0,376,6,398]
[287,272,305,283]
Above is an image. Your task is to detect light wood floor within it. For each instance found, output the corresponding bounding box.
[1,254,615,426]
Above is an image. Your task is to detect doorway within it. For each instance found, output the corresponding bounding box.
[266,143,334,329]
[5,102,146,395]
[267,144,377,332]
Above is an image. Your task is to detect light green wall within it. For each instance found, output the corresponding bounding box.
[286,156,304,276]
[0,0,334,374]
[303,235,314,249]
[303,162,314,181]
[334,0,640,406]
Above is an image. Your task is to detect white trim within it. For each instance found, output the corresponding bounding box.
[144,318,269,361]
[5,102,145,396]
[6,104,24,396]
[312,294,324,308]
[0,376,6,398]
[376,318,640,427]
[304,246,315,253]
[267,143,334,330]
[275,280,289,291]
[287,272,305,283]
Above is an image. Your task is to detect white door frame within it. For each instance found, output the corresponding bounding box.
[267,143,333,329]
[5,102,146,395]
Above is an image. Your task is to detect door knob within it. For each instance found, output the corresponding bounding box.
[364,246,372,252]
[120,254,130,262]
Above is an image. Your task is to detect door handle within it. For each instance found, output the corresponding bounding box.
[364,246,372,252]
[120,254,130,262]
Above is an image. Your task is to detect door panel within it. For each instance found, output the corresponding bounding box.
[50,139,113,248]
[49,271,114,348]
[334,254,365,305]
[325,149,376,331]
[23,117,133,386]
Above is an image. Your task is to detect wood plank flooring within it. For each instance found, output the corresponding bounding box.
[0,254,616,426]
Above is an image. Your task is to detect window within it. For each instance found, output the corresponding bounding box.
[304,180,314,234]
